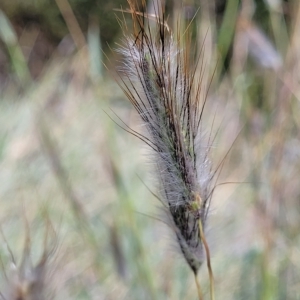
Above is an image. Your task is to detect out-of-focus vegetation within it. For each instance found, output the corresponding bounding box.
[0,0,299,299]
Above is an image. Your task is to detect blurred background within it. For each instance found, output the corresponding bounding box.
[0,0,299,299]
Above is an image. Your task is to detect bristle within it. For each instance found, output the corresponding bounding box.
[118,1,214,275]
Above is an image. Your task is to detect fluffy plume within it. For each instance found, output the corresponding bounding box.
[117,1,216,276]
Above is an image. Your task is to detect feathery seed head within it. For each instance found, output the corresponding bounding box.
[5,256,48,300]
[118,1,214,274]
[1,219,57,300]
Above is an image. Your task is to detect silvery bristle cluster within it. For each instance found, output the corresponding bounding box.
[118,3,213,274]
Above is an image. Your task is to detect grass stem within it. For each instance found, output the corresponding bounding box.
[194,272,204,300]
[199,220,215,300]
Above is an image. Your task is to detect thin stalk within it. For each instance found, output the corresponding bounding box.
[199,220,215,300]
[194,273,204,300]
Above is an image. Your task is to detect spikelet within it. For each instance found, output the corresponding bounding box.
[117,1,215,277]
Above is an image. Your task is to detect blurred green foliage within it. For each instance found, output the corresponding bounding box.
[0,0,127,48]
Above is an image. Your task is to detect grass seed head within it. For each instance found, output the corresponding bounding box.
[118,0,215,274]
[1,218,57,300]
